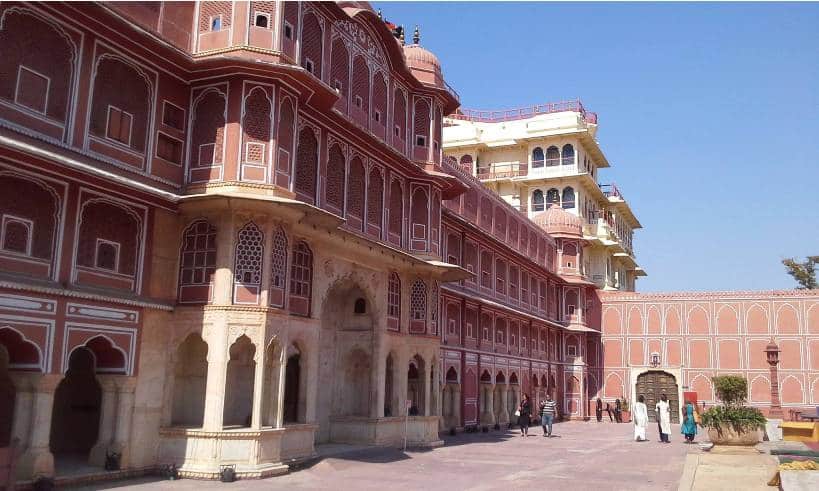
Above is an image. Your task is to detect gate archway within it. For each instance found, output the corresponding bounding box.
[635,370,679,423]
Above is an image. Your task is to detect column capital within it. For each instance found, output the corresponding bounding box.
[113,375,138,393]
[33,373,62,392]
[9,372,42,391]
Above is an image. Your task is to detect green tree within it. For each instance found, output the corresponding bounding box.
[782,256,819,289]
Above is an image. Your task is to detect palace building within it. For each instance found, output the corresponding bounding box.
[0,1,817,485]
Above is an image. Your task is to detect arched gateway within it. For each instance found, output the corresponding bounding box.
[635,371,680,423]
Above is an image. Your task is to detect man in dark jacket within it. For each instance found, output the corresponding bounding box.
[595,398,603,422]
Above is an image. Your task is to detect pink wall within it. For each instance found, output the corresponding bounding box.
[594,290,819,412]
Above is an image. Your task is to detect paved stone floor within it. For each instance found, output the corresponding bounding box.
[74,422,695,490]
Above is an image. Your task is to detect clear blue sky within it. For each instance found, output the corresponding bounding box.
[375,1,819,292]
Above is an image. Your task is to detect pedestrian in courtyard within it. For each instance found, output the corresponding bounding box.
[633,395,648,442]
[518,393,532,436]
[681,399,698,443]
[605,402,614,422]
[596,398,603,422]
[655,394,672,443]
[614,398,622,423]
[540,393,557,437]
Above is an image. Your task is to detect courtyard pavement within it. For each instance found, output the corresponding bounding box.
[73,422,695,490]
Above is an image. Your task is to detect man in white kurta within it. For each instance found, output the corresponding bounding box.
[655,395,672,443]
[633,396,648,441]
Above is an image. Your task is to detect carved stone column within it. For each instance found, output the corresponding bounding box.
[111,376,137,467]
[202,325,228,431]
[498,384,509,424]
[422,361,431,417]
[17,374,61,479]
[452,384,462,429]
[250,342,265,430]
[10,374,34,451]
[89,376,119,465]
[481,384,495,425]
[370,334,386,418]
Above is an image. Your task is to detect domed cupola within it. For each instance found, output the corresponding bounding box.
[532,204,583,239]
[402,26,445,88]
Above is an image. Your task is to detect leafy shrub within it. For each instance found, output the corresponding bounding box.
[712,375,749,406]
[700,405,766,433]
[701,375,766,433]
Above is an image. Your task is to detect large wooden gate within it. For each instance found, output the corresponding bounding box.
[636,371,679,423]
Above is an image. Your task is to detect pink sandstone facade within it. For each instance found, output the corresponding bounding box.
[0,1,815,485]
[593,290,819,417]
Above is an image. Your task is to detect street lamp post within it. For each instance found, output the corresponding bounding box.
[764,339,783,419]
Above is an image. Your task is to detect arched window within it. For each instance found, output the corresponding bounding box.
[531,147,544,168]
[288,241,313,316]
[354,298,366,314]
[270,226,288,308]
[546,188,560,205]
[562,144,575,166]
[562,187,575,209]
[366,167,384,235]
[346,156,365,230]
[331,38,350,113]
[410,279,427,332]
[532,189,544,212]
[410,187,429,251]
[388,179,403,246]
[294,127,318,203]
[325,144,346,213]
[234,222,264,304]
[178,219,217,303]
[387,272,401,330]
[300,12,323,78]
[352,56,369,126]
[545,146,560,166]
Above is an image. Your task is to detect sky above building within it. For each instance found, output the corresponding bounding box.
[375,1,819,292]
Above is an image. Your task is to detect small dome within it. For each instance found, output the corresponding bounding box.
[532,204,583,238]
[403,44,444,87]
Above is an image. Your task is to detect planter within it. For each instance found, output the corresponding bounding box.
[707,423,762,446]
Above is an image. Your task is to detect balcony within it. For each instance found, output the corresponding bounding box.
[476,162,528,180]
[600,183,625,201]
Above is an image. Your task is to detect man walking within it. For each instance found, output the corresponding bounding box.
[540,394,557,437]
[614,398,623,423]
[596,398,603,422]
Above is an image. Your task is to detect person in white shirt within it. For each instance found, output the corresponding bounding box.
[655,394,672,443]
[633,395,648,442]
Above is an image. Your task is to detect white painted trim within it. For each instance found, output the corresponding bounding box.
[14,65,51,115]
[0,214,34,256]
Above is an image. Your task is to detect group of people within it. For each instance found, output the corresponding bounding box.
[632,394,701,443]
[513,393,701,444]
[514,393,558,437]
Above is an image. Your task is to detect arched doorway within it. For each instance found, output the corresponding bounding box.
[0,346,14,446]
[635,371,680,423]
[316,280,376,443]
[384,353,395,417]
[407,355,425,416]
[171,334,208,427]
[50,348,102,463]
[224,335,256,427]
[283,345,302,423]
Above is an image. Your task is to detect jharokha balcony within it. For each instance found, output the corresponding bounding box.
[476,163,528,180]
[600,183,625,200]
[449,99,598,124]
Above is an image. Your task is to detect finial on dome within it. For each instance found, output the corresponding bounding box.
[413,25,420,45]
[377,9,382,20]
[399,25,405,45]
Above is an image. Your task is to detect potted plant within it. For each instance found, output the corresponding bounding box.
[700,375,766,445]
[620,399,631,423]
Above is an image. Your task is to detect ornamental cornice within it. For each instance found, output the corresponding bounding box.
[0,278,173,311]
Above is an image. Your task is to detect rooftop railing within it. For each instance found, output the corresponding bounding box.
[449,99,598,124]
[600,183,624,200]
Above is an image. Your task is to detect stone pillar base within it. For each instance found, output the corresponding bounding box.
[765,419,783,442]
[17,447,55,480]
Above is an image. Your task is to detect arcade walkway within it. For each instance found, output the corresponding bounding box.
[71,422,694,490]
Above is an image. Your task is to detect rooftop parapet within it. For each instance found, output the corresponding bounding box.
[449,99,597,124]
